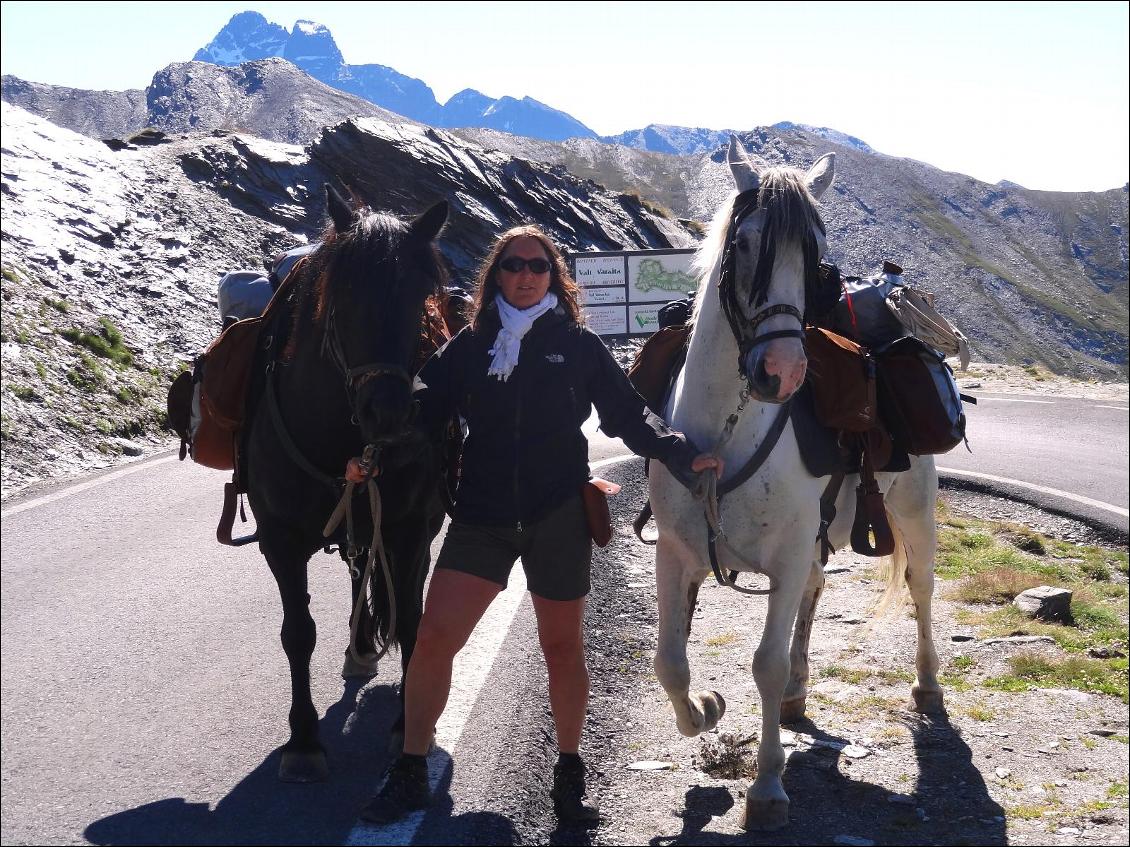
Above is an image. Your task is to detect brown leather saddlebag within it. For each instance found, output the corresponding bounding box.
[627,324,692,410]
[167,370,195,459]
[804,326,877,433]
[193,316,263,470]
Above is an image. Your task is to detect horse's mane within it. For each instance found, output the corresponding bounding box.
[691,167,825,321]
[283,209,426,360]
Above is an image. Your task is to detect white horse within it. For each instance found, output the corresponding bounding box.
[649,135,944,831]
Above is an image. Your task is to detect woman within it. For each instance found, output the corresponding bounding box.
[354,225,721,825]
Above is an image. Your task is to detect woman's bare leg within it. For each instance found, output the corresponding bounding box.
[531,593,588,753]
[402,569,501,755]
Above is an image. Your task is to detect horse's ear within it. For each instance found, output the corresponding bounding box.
[408,200,449,243]
[325,183,355,233]
[727,134,762,194]
[805,153,836,201]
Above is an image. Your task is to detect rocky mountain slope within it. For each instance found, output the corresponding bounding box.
[457,125,1129,378]
[0,102,692,499]
[0,75,149,140]
[3,59,406,145]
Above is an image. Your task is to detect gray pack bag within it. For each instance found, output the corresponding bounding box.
[832,261,906,347]
[217,270,272,326]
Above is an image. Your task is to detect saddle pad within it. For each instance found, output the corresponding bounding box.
[792,383,910,478]
[791,383,843,478]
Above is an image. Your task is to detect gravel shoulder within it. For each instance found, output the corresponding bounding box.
[955,363,1129,403]
[583,462,1129,847]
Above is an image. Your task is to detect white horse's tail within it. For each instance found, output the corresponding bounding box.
[872,512,909,619]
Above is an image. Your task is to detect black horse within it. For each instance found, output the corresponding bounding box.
[243,185,449,781]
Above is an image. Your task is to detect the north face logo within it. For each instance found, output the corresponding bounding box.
[545,353,565,363]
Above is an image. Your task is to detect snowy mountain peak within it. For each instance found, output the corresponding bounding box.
[192,11,287,65]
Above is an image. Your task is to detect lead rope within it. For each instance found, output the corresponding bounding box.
[700,387,774,596]
[323,446,398,667]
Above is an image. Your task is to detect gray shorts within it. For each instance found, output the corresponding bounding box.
[435,495,592,601]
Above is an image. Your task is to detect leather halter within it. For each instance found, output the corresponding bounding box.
[717,188,822,383]
[322,304,414,434]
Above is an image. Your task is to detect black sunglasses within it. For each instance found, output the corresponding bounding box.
[498,256,552,274]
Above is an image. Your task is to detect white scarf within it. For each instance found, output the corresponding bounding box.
[487,292,558,381]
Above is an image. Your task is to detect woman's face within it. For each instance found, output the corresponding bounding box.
[496,236,553,310]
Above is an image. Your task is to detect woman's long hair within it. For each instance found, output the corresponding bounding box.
[468,225,583,330]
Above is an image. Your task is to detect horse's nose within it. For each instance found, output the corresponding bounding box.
[750,358,782,402]
[357,379,413,442]
[745,344,806,402]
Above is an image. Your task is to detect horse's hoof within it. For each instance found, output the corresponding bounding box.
[780,697,806,725]
[342,650,379,679]
[740,794,790,831]
[279,750,329,783]
[911,686,946,715]
[702,690,726,731]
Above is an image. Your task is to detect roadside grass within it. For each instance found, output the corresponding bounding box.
[705,632,741,647]
[966,702,995,721]
[935,501,1128,702]
[983,653,1128,702]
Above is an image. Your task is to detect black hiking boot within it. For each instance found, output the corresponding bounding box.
[360,755,431,824]
[550,757,600,824]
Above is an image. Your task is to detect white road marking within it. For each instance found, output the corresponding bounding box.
[346,453,635,845]
[1095,405,1129,411]
[973,396,1054,404]
[346,569,529,845]
[0,453,177,518]
[591,454,633,471]
[937,467,1129,517]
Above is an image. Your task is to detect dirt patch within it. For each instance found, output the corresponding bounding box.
[587,464,1129,846]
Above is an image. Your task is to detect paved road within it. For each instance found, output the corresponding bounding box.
[0,418,623,846]
[1,393,1125,844]
[938,392,1128,537]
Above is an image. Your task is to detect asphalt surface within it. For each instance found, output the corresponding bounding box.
[938,392,1128,543]
[0,391,1126,844]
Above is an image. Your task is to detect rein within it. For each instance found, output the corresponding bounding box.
[699,391,793,595]
[323,445,398,666]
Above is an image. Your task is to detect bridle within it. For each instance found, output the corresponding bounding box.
[322,301,414,437]
[262,261,427,497]
[717,187,825,385]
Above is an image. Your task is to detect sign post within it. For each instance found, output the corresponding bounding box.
[567,248,697,337]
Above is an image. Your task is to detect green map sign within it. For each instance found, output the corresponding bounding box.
[567,248,697,337]
[632,258,697,298]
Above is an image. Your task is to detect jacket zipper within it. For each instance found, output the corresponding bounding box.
[514,363,523,533]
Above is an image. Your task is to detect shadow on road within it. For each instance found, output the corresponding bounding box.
[84,678,471,845]
[647,712,1006,845]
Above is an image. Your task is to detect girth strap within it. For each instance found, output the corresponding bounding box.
[817,471,845,564]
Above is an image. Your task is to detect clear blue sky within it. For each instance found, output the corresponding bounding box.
[2,1,1126,192]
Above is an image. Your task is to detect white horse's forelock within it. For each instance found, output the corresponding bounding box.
[689,168,824,324]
